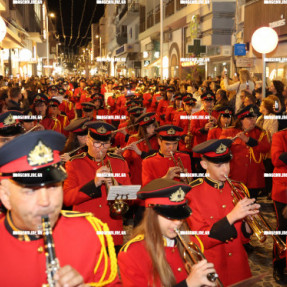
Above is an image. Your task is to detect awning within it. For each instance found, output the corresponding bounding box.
[145,58,161,69]
[1,26,24,49]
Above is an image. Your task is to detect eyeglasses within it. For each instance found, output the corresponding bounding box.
[89,138,110,148]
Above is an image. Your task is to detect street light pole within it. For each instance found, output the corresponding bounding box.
[160,0,163,82]
[251,27,278,99]
[46,14,49,76]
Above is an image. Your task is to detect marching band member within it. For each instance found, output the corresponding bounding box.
[63,121,131,250]
[187,139,260,286]
[220,105,270,199]
[207,106,233,140]
[32,94,61,133]
[190,92,218,173]
[123,112,159,185]
[142,125,192,186]
[0,130,120,286]
[271,128,287,283]
[118,178,218,287]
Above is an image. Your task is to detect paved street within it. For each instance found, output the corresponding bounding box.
[249,197,285,287]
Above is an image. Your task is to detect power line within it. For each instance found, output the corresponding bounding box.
[68,0,74,46]
[59,0,66,46]
[78,4,97,47]
[72,0,87,47]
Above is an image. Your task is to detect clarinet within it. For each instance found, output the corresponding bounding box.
[42,215,60,287]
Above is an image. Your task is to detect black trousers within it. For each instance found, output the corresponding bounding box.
[263,158,274,195]
[273,201,287,270]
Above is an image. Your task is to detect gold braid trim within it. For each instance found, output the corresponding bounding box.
[249,130,266,164]
[85,215,118,286]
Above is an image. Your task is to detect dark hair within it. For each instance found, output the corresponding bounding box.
[216,89,228,101]
[273,80,284,95]
[9,87,21,99]
[0,99,7,113]
[244,94,257,105]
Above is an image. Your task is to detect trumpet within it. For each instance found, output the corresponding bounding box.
[224,175,287,257]
[100,152,129,217]
[170,151,192,185]
[174,228,223,287]
[42,215,60,287]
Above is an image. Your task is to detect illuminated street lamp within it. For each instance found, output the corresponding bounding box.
[251,27,278,98]
[46,12,56,75]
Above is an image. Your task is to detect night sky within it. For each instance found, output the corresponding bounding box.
[47,0,105,52]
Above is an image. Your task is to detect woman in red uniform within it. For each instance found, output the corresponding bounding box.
[123,112,159,185]
[207,106,233,140]
[165,93,183,124]
[60,117,89,163]
[220,105,270,199]
[118,178,218,287]
[157,86,175,125]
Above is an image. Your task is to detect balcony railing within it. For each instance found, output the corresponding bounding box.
[165,0,174,18]
[147,10,154,29]
[155,5,160,24]
[176,0,187,11]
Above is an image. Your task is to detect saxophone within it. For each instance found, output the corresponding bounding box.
[42,215,60,287]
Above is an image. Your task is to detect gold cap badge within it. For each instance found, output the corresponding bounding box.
[216,143,227,154]
[170,187,185,202]
[144,116,150,122]
[224,109,229,114]
[167,128,176,135]
[4,114,16,126]
[27,141,54,166]
[250,107,254,113]
[97,126,107,134]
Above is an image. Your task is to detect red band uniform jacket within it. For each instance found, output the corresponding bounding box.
[142,151,192,187]
[186,178,252,287]
[271,129,287,203]
[220,127,270,189]
[0,211,121,287]
[63,152,131,246]
[118,234,203,287]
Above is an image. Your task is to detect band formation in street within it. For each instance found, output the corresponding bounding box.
[0,72,287,287]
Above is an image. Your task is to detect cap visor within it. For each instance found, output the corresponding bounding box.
[202,153,232,164]
[153,204,191,220]
[11,163,67,187]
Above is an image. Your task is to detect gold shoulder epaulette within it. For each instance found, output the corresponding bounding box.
[107,152,125,161]
[190,178,204,188]
[61,210,93,217]
[145,152,157,159]
[70,152,86,161]
[120,234,145,253]
[227,125,235,129]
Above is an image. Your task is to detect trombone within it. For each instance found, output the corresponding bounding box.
[174,228,223,287]
[224,175,286,257]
